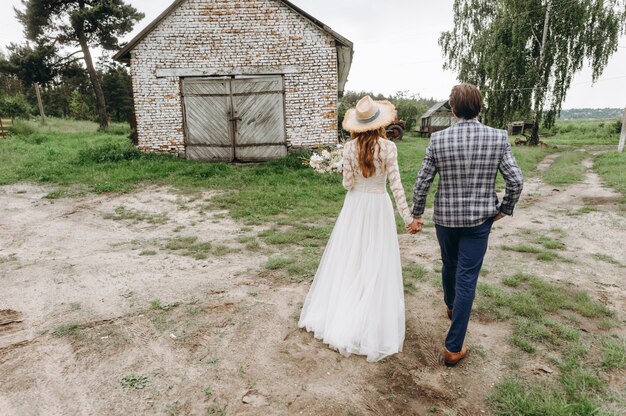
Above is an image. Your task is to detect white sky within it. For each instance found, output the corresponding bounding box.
[1,0,625,109]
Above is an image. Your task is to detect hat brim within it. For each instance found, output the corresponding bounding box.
[342,100,397,133]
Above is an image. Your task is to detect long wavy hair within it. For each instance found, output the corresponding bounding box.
[351,126,387,178]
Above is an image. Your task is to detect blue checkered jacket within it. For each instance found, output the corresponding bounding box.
[411,119,524,228]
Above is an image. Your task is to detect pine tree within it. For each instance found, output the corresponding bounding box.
[15,0,144,129]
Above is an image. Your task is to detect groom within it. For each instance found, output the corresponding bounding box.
[408,84,523,367]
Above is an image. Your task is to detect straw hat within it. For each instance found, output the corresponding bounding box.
[342,95,397,133]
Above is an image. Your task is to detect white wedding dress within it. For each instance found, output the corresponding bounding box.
[298,138,413,362]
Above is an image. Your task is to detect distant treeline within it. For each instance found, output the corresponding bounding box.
[559,108,624,120]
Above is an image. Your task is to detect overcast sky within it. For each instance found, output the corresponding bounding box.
[1,0,625,109]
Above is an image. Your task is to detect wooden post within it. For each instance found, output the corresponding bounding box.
[34,83,46,125]
[619,107,625,153]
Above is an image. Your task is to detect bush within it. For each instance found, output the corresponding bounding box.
[612,119,622,134]
[0,94,33,120]
[10,119,36,135]
[76,141,142,164]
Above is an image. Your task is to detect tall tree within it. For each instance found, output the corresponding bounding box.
[16,0,143,129]
[440,0,626,144]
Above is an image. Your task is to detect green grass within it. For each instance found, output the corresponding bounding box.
[104,206,168,224]
[536,236,566,250]
[591,253,624,267]
[547,119,621,146]
[402,263,428,293]
[52,323,82,338]
[500,244,543,254]
[594,151,626,207]
[542,150,588,186]
[600,337,626,369]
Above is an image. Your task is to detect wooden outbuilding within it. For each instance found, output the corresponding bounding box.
[114,0,353,162]
[419,100,456,137]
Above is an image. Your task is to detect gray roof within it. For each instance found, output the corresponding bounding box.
[421,100,452,119]
[113,0,353,94]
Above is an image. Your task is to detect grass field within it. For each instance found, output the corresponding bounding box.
[1,117,624,415]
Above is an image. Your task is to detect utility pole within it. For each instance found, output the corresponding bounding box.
[34,83,46,125]
[619,107,625,153]
[531,0,552,146]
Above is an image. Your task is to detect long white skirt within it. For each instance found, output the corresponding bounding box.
[298,190,405,362]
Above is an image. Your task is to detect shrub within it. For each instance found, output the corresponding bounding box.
[76,141,142,164]
[0,94,33,120]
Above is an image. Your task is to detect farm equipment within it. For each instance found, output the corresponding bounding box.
[386,119,406,141]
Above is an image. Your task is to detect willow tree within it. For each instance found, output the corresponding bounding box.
[16,0,143,129]
[440,0,626,144]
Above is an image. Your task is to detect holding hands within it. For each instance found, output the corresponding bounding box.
[406,217,424,234]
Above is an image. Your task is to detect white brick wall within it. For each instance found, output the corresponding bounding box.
[130,0,339,156]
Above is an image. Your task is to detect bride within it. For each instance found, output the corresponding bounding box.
[298,96,418,362]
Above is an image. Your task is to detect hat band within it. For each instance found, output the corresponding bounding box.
[357,108,381,124]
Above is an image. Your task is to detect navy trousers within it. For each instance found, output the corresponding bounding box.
[435,218,493,353]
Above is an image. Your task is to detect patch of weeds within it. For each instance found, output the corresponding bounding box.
[149,299,178,311]
[206,403,227,416]
[53,323,82,338]
[502,273,531,288]
[104,206,168,224]
[570,292,612,318]
[549,227,567,237]
[203,386,213,398]
[266,256,294,270]
[205,357,219,366]
[500,244,543,254]
[403,264,427,293]
[139,249,157,256]
[173,225,185,233]
[213,244,236,256]
[265,248,320,282]
[571,206,598,216]
[597,317,618,331]
[537,252,558,261]
[0,254,17,263]
[474,283,511,321]
[121,374,150,390]
[600,337,626,369]
[592,253,624,267]
[162,236,211,260]
[489,379,586,415]
[512,318,557,350]
[536,236,566,250]
[69,302,82,311]
[258,224,331,247]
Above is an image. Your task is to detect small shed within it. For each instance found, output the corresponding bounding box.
[419,100,456,137]
[506,120,534,136]
[114,0,353,162]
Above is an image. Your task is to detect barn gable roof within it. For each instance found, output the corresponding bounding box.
[113,0,353,93]
[420,100,451,119]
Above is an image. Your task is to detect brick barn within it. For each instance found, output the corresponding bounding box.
[113,0,353,162]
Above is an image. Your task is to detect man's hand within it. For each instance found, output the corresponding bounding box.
[493,212,505,222]
[406,218,424,234]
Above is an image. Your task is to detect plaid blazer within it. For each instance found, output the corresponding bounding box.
[411,119,523,228]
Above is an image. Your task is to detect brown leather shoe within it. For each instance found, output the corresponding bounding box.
[446,306,452,320]
[444,345,467,367]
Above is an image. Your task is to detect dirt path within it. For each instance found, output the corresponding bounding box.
[0,151,624,415]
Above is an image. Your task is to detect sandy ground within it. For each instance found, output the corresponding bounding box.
[0,154,624,415]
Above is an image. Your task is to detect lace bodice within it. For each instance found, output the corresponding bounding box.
[342,138,412,225]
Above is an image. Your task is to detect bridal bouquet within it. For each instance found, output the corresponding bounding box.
[308,144,344,174]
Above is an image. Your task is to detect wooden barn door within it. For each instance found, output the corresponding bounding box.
[182,78,234,162]
[182,75,286,162]
[231,76,287,161]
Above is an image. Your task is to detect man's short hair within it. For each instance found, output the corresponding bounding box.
[449,84,482,119]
